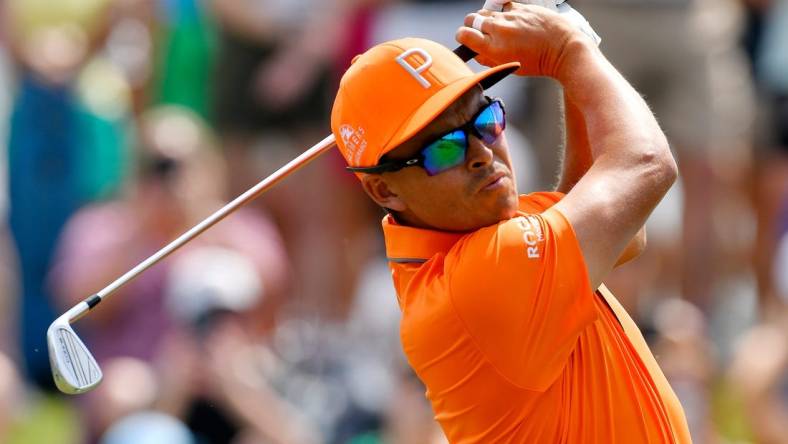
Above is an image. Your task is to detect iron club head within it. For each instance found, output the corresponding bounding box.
[47,312,102,394]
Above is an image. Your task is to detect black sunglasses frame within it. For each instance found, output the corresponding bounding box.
[346,96,506,175]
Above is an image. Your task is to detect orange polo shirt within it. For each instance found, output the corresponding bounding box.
[383,192,692,443]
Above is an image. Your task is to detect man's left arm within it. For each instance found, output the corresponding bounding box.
[555,91,646,266]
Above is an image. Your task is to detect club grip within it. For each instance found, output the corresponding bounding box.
[455,0,505,62]
[454,45,477,62]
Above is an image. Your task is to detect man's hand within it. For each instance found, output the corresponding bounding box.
[456,3,594,79]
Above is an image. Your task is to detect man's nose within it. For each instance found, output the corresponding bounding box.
[465,136,495,170]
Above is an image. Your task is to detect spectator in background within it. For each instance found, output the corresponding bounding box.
[210,0,377,322]
[100,411,196,444]
[154,294,321,444]
[0,352,22,442]
[649,298,718,442]
[0,0,20,362]
[1,4,77,414]
[153,0,217,118]
[102,0,158,114]
[728,6,788,441]
[741,0,788,315]
[3,0,133,388]
[49,106,291,441]
[379,372,448,444]
[729,300,788,444]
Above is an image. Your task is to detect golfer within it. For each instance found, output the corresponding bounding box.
[331,3,691,443]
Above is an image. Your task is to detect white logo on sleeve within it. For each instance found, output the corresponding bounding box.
[395,48,433,89]
[518,216,544,259]
[339,124,367,164]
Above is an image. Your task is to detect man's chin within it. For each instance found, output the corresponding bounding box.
[496,207,519,224]
[496,190,520,219]
[477,201,519,228]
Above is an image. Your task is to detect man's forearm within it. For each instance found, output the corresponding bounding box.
[551,38,674,285]
[556,92,593,193]
[558,86,647,265]
[556,40,673,176]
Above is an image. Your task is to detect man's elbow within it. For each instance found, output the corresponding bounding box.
[639,138,677,192]
[653,135,678,188]
[659,148,678,188]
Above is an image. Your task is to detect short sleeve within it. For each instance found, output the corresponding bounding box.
[447,207,597,391]
[519,191,565,213]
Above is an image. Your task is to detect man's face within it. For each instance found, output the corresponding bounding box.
[363,87,519,232]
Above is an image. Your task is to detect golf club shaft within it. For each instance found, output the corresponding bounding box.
[67,134,336,322]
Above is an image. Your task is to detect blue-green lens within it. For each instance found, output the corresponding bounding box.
[422,130,467,175]
[475,101,505,145]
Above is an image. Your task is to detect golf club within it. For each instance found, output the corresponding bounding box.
[47,14,501,393]
[47,134,336,394]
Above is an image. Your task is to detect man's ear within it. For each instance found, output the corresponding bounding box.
[360,174,407,211]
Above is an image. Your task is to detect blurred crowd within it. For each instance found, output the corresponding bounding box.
[0,0,785,443]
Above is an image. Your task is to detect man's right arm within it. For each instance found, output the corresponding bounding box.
[558,81,648,269]
[457,4,677,289]
[549,39,676,289]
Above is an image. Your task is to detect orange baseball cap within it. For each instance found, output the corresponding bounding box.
[331,38,520,169]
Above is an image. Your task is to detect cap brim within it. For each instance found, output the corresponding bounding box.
[380,61,520,160]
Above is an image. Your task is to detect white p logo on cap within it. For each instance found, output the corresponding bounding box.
[395,48,433,89]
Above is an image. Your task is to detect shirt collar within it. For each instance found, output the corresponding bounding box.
[381,194,561,263]
[382,214,465,263]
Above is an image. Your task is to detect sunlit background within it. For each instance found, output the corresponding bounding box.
[0,0,786,442]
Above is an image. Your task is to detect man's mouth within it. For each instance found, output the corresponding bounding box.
[481,172,507,191]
